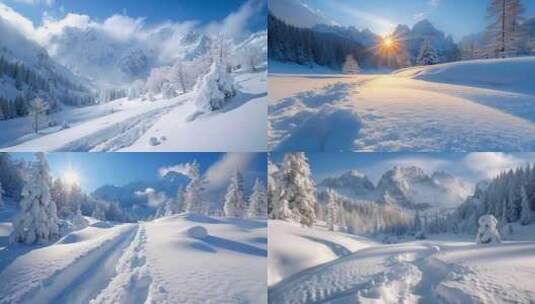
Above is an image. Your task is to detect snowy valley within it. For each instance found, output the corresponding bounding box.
[0,152,268,303]
[0,2,267,151]
[268,2,535,152]
[268,152,535,304]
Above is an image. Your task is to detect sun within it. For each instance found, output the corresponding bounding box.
[383,37,394,48]
[63,169,80,187]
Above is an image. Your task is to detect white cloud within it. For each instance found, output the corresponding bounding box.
[205,0,264,40]
[158,162,196,178]
[0,2,36,39]
[135,187,168,207]
[463,153,526,180]
[11,0,55,6]
[0,1,255,64]
[204,153,255,190]
[97,14,145,42]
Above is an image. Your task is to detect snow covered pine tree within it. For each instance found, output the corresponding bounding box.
[224,169,247,218]
[476,214,501,244]
[247,178,267,218]
[417,39,439,65]
[194,47,237,112]
[10,153,60,245]
[272,153,317,227]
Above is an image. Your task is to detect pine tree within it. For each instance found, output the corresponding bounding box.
[486,0,525,58]
[224,169,247,218]
[325,189,338,231]
[92,202,107,220]
[183,161,207,214]
[274,153,317,227]
[247,179,267,218]
[342,54,360,74]
[417,39,439,65]
[10,153,59,244]
[267,157,278,218]
[520,186,532,225]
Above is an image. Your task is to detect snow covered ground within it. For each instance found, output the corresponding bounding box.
[269,57,535,152]
[268,220,535,304]
[0,213,267,304]
[1,70,266,152]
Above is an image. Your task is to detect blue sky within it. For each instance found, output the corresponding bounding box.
[305,0,535,40]
[13,153,267,191]
[272,152,535,186]
[1,0,266,31]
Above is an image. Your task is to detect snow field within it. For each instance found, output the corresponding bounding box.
[268,220,535,304]
[0,213,268,304]
[269,58,535,151]
[143,214,267,304]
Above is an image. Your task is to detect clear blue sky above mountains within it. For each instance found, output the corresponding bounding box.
[300,0,535,40]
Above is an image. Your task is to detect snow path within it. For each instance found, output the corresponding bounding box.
[268,243,436,304]
[269,240,535,304]
[269,71,535,151]
[1,95,189,152]
[90,223,153,304]
[0,223,138,304]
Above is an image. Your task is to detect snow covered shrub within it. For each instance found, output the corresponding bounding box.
[10,153,60,245]
[194,59,236,112]
[476,214,501,245]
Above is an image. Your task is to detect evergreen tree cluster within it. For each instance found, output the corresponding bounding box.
[0,55,95,120]
[454,164,535,233]
[268,14,377,70]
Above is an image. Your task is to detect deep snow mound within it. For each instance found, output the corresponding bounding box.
[394,57,535,95]
[185,226,208,239]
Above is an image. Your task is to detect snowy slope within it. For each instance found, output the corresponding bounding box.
[122,70,267,152]
[394,56,535,95]
[1,94,186,151]
[0,213,267,304]
[269,57,535,152]
[268,221,535,304]
[268,220,377,286]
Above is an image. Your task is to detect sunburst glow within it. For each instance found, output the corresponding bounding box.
[63,169,80,187]
[383,37,394,48]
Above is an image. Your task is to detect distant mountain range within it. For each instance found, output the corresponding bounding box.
[318,166,471,213]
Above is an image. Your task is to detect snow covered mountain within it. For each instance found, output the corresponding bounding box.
[269,0,334,28]
[318,170,376,200]
[318,166,470,212]
[393,19,460,63]
[0,7,94,114]
[312,24,381,47]
[377,166,469,211]
[92,172,189,219]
